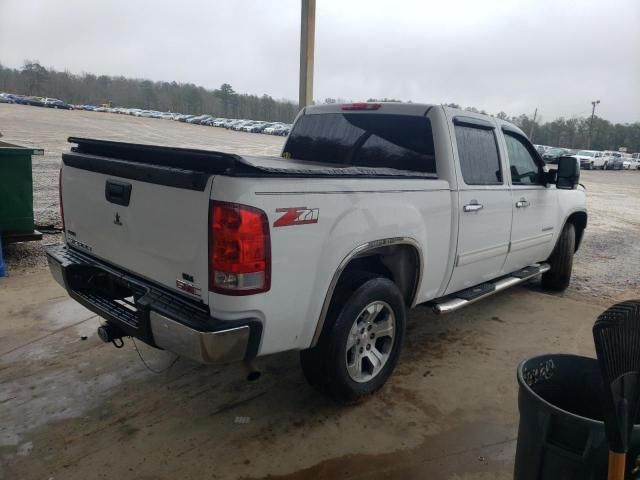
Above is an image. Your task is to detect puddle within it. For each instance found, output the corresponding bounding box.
[242,422,516,480]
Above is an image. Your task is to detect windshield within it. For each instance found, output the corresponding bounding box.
[576,150,594,157]
[283,113,436,173]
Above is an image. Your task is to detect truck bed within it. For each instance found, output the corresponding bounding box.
[65,137,437,189]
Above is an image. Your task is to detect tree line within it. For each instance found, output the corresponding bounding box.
[1,61,638,152]
[0,61,299,123]
[454,105,640,153]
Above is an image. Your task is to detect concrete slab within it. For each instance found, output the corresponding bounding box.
[0,272,609,479]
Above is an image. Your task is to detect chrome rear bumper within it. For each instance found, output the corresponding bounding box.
[46,244,260,365]
[150,311,250,364]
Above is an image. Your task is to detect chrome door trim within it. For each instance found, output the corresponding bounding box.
[455,242,510,267]
[509,231,554,253]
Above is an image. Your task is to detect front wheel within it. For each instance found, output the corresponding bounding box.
[589,162,594,170]
[541,223,575,291]
[300,277,406,403]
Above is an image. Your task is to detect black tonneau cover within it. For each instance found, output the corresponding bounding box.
[64,137,436,191]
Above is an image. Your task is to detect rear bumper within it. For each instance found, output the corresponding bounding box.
[46,244,261,365]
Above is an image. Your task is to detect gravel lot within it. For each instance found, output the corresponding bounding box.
[1,102,639,304]
[0,104,284,272]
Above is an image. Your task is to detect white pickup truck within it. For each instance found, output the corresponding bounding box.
[573,150,606,170]
[48,103,587,402]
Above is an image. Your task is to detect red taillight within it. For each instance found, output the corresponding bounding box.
[341,102,381,111]
[209,201,271,295]
[58,167,65,230]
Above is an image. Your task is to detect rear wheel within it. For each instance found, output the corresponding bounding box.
[300,276,406,403]
[542,223,575,291]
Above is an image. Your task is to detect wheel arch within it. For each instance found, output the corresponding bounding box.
[566,210,587,251]
[310,237,423,347]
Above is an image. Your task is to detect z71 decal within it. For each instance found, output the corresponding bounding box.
[274,207,319,227]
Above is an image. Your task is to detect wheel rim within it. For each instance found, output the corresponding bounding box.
[345,301,395,383]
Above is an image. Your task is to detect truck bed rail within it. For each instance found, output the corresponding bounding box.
[65,137,437,187]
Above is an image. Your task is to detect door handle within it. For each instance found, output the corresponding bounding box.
[463,202,484,212]
[516,198,530,208]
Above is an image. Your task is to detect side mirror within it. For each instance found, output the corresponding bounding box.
[556,156,580,189]
[544,169,557,185]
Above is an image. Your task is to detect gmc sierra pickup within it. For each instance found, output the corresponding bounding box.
[48,103,587,402]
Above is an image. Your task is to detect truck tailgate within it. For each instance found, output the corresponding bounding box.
[62,165,211,304]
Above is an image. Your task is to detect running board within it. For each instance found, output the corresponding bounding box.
[431,263,550,314]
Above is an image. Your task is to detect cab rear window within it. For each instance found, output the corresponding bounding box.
[283,113,436,174]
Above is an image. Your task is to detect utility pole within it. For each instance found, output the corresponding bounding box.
[588,100,600,149]
[529,107,537,141]
[299,0,316,111]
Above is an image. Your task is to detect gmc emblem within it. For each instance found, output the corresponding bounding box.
[274,207,319,227]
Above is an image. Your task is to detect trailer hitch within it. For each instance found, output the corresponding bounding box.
[97,323,125,348]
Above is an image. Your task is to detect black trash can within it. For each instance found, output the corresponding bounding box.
[514,354,640,479]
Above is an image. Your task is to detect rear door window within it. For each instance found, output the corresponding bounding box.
[283,113,436,173]
[454,125,503,185]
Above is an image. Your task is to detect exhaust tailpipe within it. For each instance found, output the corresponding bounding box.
[244,358,261,381]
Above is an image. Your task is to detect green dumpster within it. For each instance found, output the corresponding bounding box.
[0,141,43,236]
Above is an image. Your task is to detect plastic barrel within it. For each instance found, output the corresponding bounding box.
[0,141,37,233]
[514,354,640,479]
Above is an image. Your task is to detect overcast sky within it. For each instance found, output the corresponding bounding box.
[1,0,638,123]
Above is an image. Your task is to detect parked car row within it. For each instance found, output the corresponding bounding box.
[534,144,640,171]
[0,93,72,109]
[572,150,639,170]
[104,108,293,135]
[0,92,293,136]
[2,93,636,152]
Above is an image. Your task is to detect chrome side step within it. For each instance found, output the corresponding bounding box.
[431,263,550,314]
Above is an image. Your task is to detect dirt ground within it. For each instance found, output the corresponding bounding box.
[1,104,640,479]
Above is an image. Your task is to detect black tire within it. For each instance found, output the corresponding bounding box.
[300,276,406,403]
[542,223,575,291]
[300,271,376,388]
[589,162,594,170]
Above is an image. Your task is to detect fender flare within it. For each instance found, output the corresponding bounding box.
[554,209,587,253]
[310,236,423,347]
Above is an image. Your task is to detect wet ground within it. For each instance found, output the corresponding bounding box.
[0,272,612,480]
[1,104,640,479]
